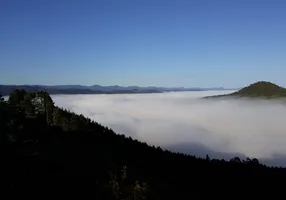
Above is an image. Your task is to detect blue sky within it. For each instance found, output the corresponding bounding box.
[1,0,285,88]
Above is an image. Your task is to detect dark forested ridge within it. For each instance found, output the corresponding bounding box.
[1,90,286,199]
[205,81,286,99]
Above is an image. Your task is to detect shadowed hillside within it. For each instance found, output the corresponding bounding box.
[1,90,286,199]
[205,81,286,99]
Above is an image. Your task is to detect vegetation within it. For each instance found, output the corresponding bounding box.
[1,89,286,198]
[205,81,286,99]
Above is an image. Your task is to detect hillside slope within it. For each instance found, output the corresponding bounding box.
[232,81,286,97]
[205,81,286,99]
[1,90,286,199]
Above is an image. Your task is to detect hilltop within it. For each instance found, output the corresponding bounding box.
[205,81,286,99]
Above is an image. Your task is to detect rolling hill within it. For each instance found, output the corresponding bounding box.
[205,81,286,99]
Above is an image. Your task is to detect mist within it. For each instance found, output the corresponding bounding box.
[52,91,286,166]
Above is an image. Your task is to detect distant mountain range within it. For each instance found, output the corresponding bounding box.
[0,84,233,96]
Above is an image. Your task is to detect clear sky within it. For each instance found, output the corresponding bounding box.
[1,0,285,88]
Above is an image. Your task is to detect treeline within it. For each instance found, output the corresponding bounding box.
[1,90,286,199]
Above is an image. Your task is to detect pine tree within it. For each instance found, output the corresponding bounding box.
[0,94,4,102]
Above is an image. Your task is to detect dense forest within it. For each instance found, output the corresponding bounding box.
[1,89,286,199]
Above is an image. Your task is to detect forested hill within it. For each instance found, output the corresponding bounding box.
[232,81,286,97]
[205,81,286,99]
[1,89,286,199]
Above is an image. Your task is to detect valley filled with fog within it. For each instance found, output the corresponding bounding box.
[52,91,286,166]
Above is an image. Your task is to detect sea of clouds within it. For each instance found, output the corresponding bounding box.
[52,91,286,166]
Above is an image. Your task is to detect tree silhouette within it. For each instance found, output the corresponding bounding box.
[109,166,149,200]
[0,93,4,102]
[230,157,241,163]
[8,89,27,105]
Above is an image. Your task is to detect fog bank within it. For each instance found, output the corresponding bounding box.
[52,91,286,166]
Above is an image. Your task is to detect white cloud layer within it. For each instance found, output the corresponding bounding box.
[52,91,286,166]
